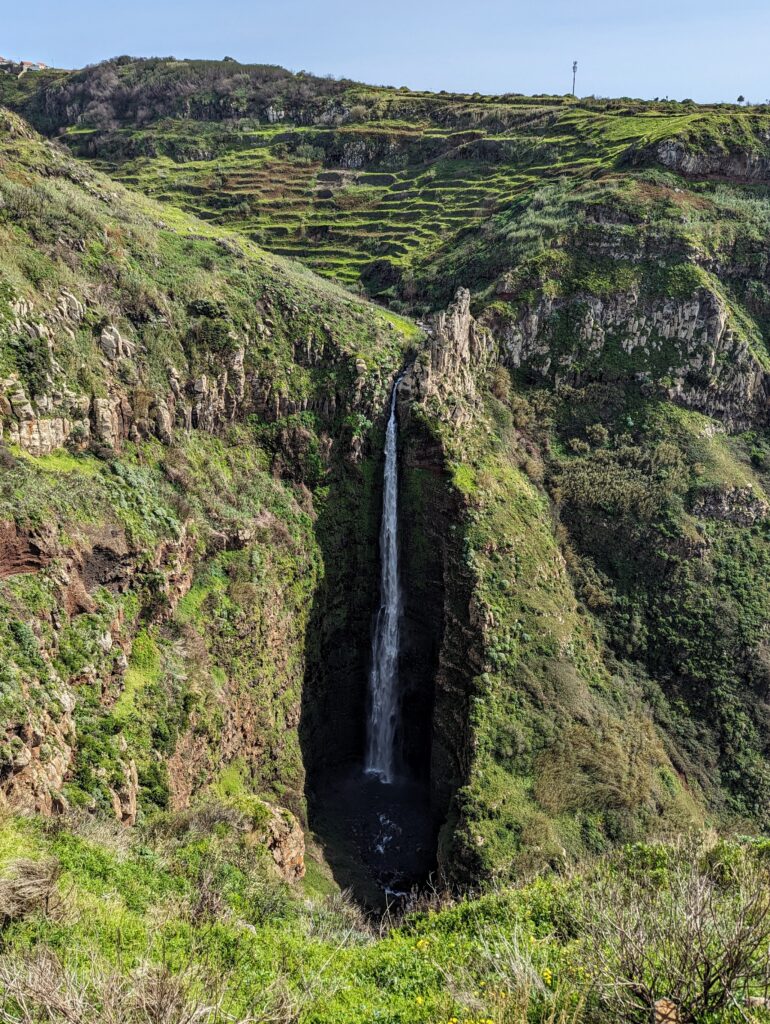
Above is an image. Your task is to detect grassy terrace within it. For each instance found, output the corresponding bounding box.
[9,58,762,297]
[91,106,705,289]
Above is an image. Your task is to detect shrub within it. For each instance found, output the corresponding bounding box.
[577,838,770,1022]
[0,858,61,927]
[0,950,271,1024]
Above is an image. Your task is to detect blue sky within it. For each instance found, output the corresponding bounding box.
[5,0,770,103]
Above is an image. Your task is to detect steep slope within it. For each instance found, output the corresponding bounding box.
[3,59,770,891]
[401,288,770,878]
[0,108,418,876]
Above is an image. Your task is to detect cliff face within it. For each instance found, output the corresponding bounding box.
[650,138,770,183]
[0,112,415,886]
[392,285,770,878]
[4,76,770,889]
[489,286,769,428]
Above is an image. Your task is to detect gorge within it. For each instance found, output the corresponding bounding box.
[2,56,770,1022]
[304,372,444,903]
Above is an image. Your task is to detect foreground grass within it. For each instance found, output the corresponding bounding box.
[0,811,769,1023]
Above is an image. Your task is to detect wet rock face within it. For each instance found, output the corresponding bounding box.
[399,419,477,816]
[393,292,491,836]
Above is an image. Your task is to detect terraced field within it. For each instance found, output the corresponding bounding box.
[66,98,732,295]
[5,60,769,302]
[118,148,528,286]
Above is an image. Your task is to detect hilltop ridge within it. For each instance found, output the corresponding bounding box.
[5,57,770,305]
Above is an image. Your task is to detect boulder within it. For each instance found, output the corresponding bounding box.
[100,324,136,361]
[264,803,306,883]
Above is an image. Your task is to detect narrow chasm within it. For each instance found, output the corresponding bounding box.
[300,390,461,906]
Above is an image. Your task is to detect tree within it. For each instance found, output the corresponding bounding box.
[738,94,745,104]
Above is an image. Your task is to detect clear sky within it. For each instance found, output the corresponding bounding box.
[5,0,770,104]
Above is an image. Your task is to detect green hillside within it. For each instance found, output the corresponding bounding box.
[2,56,770,1023]
[7,58,770,305]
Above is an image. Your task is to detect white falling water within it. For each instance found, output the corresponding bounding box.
[365,379,402,783]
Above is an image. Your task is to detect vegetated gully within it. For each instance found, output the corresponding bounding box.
[301,379,466,906]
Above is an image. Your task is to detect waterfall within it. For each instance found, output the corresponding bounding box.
[365,379,402,783]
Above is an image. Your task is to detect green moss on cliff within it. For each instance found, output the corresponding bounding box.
[0,112,414,830]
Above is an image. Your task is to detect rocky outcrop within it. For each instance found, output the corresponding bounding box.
[0,375,91,456]
[109,753,138,826]
[691,486,770,525]
[263,803,305,882]
[99,324,136,362]
[653,138,770,183]
[0,692,76,816]
[488,286,770,429]
[401,288,497,424]
[1,331,375,463]
[0,362,228,457]
[0,281,246,454]
[0,522,54,579]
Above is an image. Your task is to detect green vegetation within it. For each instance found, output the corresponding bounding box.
[3,57,770,1023]
[7,58,770,310]
[1,815,770,1023]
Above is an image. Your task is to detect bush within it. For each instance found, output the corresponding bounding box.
[577,838,770,1022]
[0,858,61,927]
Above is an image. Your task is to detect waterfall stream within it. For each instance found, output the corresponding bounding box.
[365,379,402,783]
[310,374,438,903]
